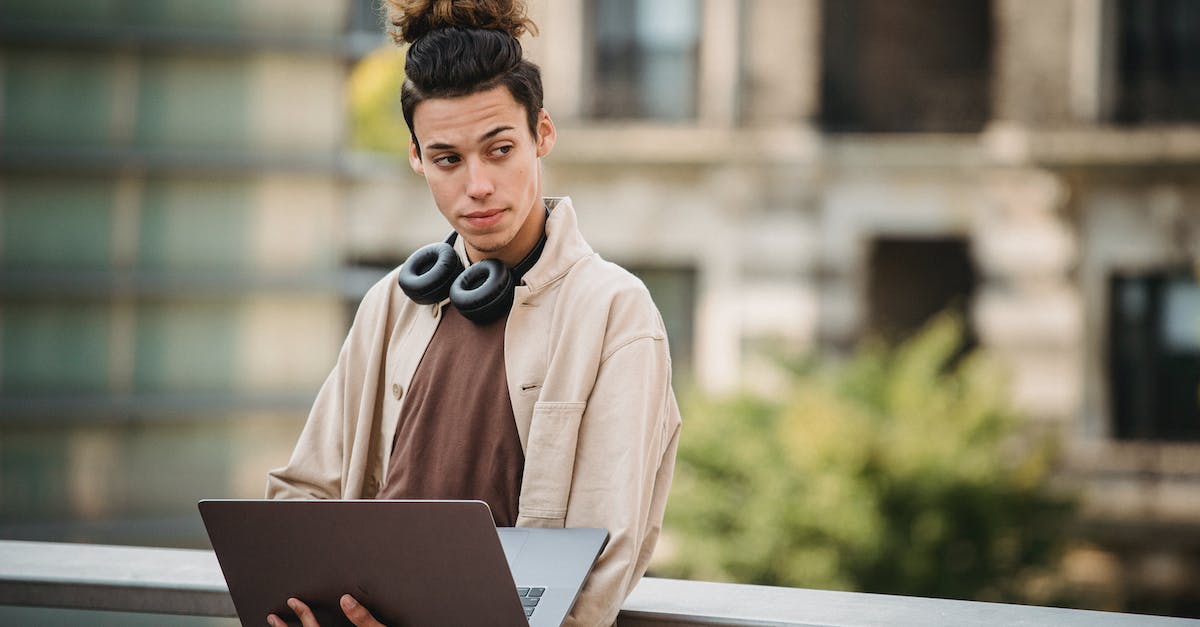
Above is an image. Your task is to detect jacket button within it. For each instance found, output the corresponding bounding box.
[392,383,403,400]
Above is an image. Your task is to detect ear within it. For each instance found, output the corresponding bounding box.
[534,109,556,158]
[408,139,425,176]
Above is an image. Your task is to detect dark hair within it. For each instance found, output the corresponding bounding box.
[387,1,543,154]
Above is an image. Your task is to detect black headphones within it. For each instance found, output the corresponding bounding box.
[397,228,547,325]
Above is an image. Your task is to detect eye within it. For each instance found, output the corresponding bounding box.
[432,154,460,167]
[490,145,513,157]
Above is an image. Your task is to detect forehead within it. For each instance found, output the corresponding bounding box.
[411,86,527,146]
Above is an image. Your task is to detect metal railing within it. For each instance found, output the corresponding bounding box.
[2,540,1197,626]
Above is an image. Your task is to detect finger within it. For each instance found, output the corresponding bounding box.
[341,594,385,627]
[267,613,285,627]
[289,597,322,627]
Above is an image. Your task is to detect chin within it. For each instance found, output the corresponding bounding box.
[464,234,510,256]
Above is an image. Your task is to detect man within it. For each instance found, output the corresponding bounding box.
[265,3,681,626]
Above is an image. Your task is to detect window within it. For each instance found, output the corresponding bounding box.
[136,57,250,150]
[1109,270,1200,441]
[1,303,112,394]
[866,238,978,346]
[1114,0,1200,124]
[138,178,252,271]
[587,0,701,121]
[2,177,116,270]
[820,0,992,133]
[2,51,117,146]
[134,301,239,393]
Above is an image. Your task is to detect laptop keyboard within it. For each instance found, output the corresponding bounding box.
[517,587,546,618]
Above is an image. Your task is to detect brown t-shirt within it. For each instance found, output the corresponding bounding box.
[376,304,525,526]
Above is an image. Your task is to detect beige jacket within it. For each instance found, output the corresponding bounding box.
[266,197,681,626]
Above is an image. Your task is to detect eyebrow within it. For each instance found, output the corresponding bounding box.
[425,125,516,151]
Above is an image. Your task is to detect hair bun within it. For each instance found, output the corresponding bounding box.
[387,0,537,45]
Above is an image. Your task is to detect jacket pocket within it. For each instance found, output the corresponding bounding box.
[518,401,585,526]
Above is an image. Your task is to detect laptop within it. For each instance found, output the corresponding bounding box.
[198,499,608,627]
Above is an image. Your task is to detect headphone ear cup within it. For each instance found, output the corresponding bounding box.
[450,258,515,324]
[398,242,464,304]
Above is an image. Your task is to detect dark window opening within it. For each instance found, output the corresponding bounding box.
[586,0,701,121]
[1109,270,1200,441]
[1114,0,1200,124]
[820,0,993,133]
[866,238,978,349]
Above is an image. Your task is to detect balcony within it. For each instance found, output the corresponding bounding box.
[2,540,1196,626]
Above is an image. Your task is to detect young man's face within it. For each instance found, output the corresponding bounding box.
[409,85,556,267]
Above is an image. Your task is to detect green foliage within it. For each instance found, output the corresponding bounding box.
[661,313,1075,602]
[348,45,410,155]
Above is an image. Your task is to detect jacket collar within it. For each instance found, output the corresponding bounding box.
[451,196,593,294]
[523,197,593,292]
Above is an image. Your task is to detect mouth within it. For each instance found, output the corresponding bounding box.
[462,208,505,229]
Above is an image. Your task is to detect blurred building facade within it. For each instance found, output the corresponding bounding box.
[0,1,378,550]
[517,0,1197,614]
[1,0,1198,617]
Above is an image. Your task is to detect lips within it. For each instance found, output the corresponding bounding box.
[462,208,505,229]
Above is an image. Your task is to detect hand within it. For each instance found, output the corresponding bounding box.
[267,594,386,627]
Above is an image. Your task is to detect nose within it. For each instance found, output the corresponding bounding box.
[465,159,494,200]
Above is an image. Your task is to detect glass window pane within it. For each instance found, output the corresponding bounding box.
[1115,0,1200,123]
[636,0,700,120]
[0,427,72,524]
[1,303,112,394]
[1109,271,1200,441]
[1,177,115,270]
[589,0,700,121]
[1163,279,1200,351]
[138,179,250,270]
[136,57,249,149]
[2,52,116,145]
[819,0,992,133]
[134,301,238,393]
